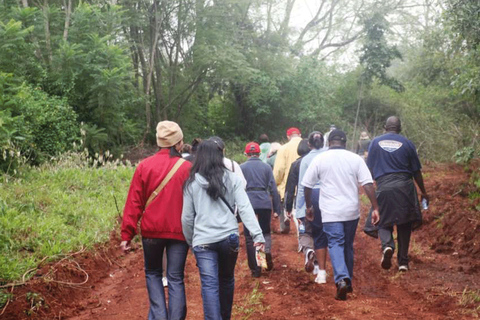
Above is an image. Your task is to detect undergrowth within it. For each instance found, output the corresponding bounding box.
[0,151,133,282]
[233,284,269,319]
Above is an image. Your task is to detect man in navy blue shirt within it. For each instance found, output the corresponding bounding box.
[241,142,281,277]
[366,116,429,272]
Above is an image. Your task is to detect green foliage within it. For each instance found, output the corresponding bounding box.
[0,158,133,281]
[454,147,476,165]
[359,11,404,92]
[0,73,79,166]
[0,290,13,309]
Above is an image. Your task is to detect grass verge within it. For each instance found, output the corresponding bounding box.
[0,155,133,283]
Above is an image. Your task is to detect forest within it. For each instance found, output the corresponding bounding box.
[0,0,478,171]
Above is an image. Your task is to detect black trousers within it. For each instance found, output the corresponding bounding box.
[378,222,412,267]
[244,208,271,273]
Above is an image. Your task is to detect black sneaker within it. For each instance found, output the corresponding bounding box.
[335,280,348,301]
[381,247,393,270]
[251,269,261,278]
[266,253,274,271]
[345,278,353,293]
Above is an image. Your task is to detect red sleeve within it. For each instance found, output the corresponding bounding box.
[121,164,145,241]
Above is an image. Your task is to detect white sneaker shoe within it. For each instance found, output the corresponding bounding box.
[314,270,327,284]
[162,277,168,287]
[313,265,320,275]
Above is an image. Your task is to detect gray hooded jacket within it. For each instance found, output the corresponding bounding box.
[182,171,265,248]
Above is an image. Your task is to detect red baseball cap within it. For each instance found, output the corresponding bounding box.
[286,127,301,136]
[244,142,260,154]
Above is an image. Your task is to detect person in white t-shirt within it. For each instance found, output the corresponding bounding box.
[301,129,379,301]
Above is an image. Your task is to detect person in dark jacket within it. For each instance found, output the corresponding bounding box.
[366,116,429,272]
[121,121,192,320]
[240,142,281,277]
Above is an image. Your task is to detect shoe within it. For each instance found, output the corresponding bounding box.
[344,278,353,293]
[314,270,327,284]
[313,264,320,275]
[252,269,261,278]
[266,253,274,271]
[381,247,393,270]
[162,277,168,287]
[398,265,408,272]
[304,249,315,273]
[335,280,348,301]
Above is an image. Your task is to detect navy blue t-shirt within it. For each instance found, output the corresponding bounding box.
[367,133,421,180]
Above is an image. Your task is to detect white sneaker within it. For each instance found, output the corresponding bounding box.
[313,265,320,275]
[398,265,408,272]
[314,270,327,284]
[162,277,168,287]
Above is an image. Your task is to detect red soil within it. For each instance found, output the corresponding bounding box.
[1,162,479,319]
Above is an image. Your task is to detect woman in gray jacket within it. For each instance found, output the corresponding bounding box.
[182,138,265,320]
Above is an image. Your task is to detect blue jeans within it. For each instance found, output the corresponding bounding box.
[322,219,359,284]
[142,238,189,320]
[193,234,239,320]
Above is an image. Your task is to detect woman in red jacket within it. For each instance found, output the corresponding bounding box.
[120,121,192,320]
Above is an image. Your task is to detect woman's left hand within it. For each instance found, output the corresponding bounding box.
[254,242,265,252]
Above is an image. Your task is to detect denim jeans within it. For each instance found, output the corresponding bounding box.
[193,234,239,320]
[322,219,359,284]
[142,238,189,320]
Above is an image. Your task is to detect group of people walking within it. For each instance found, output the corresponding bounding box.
[120,116,429,319]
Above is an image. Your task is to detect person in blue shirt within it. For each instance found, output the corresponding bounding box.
[240,142,281,277]
[366,116,429,272]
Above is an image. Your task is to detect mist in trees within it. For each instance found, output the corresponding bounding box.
[0,0,478,171]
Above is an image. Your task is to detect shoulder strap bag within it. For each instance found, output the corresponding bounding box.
[218,193,241,223]
[145,158,186,209]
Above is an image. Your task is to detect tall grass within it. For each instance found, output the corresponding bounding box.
[0,152,133,282]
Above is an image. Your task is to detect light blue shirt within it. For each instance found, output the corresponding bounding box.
[295,148,326,218]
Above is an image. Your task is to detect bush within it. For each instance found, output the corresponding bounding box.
[0,73,79,169]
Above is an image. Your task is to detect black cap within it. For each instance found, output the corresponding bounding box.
[328,129,347,142]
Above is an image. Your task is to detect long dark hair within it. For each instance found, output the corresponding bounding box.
[185,138,227,200]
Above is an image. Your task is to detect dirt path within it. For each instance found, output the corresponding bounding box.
[64,217,479,320]
[2,163,479,319]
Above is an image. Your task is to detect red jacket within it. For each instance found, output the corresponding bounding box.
[121,149,192,241]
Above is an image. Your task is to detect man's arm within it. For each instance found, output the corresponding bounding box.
[363,183,380,225]
[413,170,429,202]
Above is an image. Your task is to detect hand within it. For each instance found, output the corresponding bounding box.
[120,240,131,253]
[371,209,380,225]
[421,193,429,203]
[305,206,314,222]
[254,242,265,252]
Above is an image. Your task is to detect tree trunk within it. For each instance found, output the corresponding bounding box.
[143,1,161,142]
[43,0,53,64]
[352,78,364,150]
[63,0,72,41]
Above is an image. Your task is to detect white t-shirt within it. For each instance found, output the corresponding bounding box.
[301,148,373,223]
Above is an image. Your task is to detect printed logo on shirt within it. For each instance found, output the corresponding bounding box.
[379,140,403,152]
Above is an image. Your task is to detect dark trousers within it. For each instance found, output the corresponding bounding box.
[378,222,412,267]
[142,238,189,320]
[244,208,271,273]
